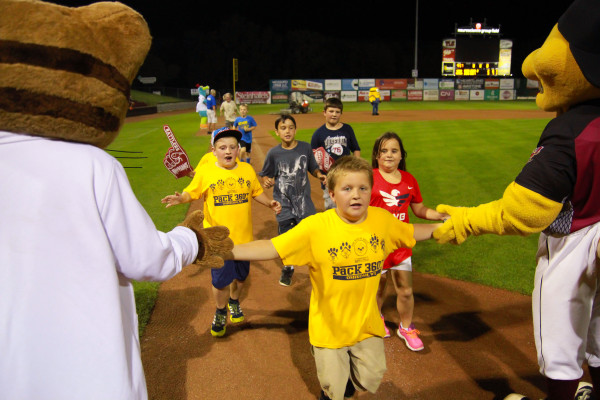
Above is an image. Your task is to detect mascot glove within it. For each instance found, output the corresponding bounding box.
[433,205,469,245]
[179,210,234,268]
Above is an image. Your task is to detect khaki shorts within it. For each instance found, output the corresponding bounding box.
[312,336,386,400]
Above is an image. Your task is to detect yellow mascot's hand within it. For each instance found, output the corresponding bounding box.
[433,182,563,245]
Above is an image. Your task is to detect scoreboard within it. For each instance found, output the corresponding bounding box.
[441,21,512,77]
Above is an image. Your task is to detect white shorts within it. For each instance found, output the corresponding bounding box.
[533,221,600,380]
[207,109,216,123]
[381,257,412,274]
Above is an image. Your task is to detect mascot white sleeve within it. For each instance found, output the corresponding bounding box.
[433,0,600,397]
[0,1,232,399]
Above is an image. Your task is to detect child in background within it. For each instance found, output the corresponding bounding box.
[259,114,325,286]
[230,156,441,400]
[311,97,361,210]
[234,104,257,163]
[161,127,281,337]
[219,93,239,128]
[370,132,448,351]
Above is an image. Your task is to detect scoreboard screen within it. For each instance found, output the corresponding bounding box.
[441,22,512,77]
[455,37,499,63]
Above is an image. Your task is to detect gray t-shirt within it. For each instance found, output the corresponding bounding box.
[259,141,318,222]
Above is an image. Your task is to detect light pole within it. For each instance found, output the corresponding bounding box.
[413,0,419,78]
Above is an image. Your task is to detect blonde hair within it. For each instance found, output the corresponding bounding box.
[326,156,373,191]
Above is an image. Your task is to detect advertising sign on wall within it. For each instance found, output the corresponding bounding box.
[407,79,424,90]
[470,89,485,100]
[500,89,516,100]
[439,89,455,101]
[358,78,376,90]
[236,91,271,104]
[271,91,289,103]
[340,91,358,102]
[423,79,439,89]
[391,90,407,101]
[376,79,408,90]
[484,89,500,101]
[423,90,439,101]
[407,90,423,101]
[270,80,290,92]
[456,78,485,90]
[342,79,360,91]
[455,89,470,100]
[325,80,342,91]
[324,91,341,100]
[500,78,515,89]
[292,79,324,91]
[484,79,500,89]
[439,79,455,89]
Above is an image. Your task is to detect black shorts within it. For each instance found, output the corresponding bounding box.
[240,140,251,152]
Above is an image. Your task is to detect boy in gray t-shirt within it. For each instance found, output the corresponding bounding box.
[260,114,325,286]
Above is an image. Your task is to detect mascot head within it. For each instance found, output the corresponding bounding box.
[522,0,600,113]
[0,0,152,148]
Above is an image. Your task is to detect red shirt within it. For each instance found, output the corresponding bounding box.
[370,168,423,268]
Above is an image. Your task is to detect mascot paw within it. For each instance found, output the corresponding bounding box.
[179,210,234,268]
[434,204,468,245]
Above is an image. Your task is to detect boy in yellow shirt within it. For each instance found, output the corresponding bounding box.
[162,127,281,337]
[231,156,441,400]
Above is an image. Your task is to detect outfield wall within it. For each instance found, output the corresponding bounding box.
[262,77,539,105]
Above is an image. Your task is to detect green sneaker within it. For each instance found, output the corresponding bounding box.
[228,299,244,323]
[211,309,227,337]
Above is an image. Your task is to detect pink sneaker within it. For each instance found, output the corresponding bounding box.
[381,315,391,338]
[397,324,424,351]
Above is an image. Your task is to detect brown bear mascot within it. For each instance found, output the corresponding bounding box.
[0,1,232,399]
[433,0,600,398]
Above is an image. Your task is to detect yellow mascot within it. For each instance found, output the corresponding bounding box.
[433,0,600,398]
[368,86,381,115]
[0,1,232,399]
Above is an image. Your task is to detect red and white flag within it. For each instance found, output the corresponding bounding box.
[163,125,194,178]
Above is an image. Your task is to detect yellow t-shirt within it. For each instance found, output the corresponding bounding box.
[271,207,416,348]
[183,161,263,244]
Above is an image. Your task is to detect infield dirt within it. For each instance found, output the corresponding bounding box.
[140,107,577,400]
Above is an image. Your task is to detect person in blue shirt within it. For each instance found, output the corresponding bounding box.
[234,104,257,163]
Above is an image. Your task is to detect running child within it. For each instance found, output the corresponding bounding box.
[259,114,325,286]
[161,127,281,337]
[311,97,361,210]
[230,156,441,400]
[370,132,448,351]
[234,104,257,163]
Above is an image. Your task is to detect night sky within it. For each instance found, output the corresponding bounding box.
[50,0,574,93]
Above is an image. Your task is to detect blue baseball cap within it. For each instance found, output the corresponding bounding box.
[211,126,242,146]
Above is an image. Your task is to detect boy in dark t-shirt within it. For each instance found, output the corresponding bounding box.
[311,97,361,209]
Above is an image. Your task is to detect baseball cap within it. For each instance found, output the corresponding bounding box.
[211,126,242,146]
[558,0,600,88]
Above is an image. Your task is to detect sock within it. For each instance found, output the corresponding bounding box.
[589,365,600,393]
[216,306,227,315]
[228,298,239,305]
[545,377,579,400]
[246,158,250,163]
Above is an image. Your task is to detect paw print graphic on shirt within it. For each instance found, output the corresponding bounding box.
[370,235,379,252]
[216,179,225,190]
[339,242,351,258]
[238,177,245,187]
[380,239,386,253]
[328,248,338,262]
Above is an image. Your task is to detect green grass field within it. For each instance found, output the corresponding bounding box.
[117,100,551,335]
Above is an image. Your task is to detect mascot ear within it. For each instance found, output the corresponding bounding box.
[0,1,152,148]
